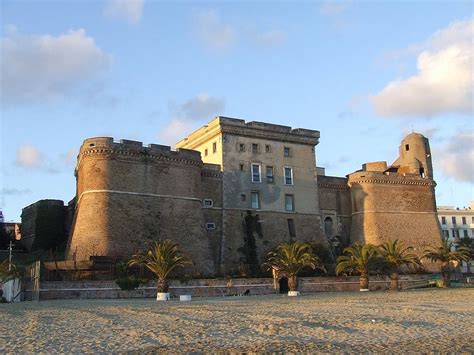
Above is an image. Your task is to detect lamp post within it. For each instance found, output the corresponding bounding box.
[8,239,13,272]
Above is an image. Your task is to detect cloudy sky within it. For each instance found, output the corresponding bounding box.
[1,0,473,221]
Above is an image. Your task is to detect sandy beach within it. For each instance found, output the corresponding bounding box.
[1,288,473,353]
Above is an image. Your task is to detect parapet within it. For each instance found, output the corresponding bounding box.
[78,137,202,164]
[21,199,65,215]
[177,116,320,147]
[317,175,349,189]
[347,170,436,187]
[202,163,223,178]
[362,161,388,172]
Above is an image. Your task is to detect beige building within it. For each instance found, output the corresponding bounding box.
[437,203,474,273]
[65,117,443,275]
[438,203,474,241]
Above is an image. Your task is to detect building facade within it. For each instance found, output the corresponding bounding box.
[437,203,474,241]
[65,116,443,275]
[437,203,474,273]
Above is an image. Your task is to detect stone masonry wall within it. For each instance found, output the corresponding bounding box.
[220,210,327,275]
[348,171,443,270]
[67,138,217,276]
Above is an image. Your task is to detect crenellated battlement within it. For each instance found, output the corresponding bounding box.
[348,170,436,186]
[79,137,202,165]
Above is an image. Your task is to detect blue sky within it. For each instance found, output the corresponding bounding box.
[1,0,473,221]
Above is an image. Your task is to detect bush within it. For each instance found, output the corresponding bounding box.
[115,277,144,291]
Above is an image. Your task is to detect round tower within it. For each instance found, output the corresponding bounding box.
[397,133,433,179]
[66,137,217,275]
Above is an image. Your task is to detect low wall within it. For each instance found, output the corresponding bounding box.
[24,274,438,300]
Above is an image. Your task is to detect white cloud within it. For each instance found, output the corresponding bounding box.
[254,30,287,46]
[319,1,351,16]
[1,29,110,105]
[158,119,196,147]
[435,131,474,183]
[61,149,78,166]
[371,19,473,118]
[172,94,225,121]
[16,145,44,168]
[193,10,286,50]
[1,188,31,196]
[159,94,225,146]
[194,10,236,49]
[104,0,145,24]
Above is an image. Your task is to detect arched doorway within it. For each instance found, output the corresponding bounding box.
[279,277,289,294]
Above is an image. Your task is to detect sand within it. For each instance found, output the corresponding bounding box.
[1,288,473,353]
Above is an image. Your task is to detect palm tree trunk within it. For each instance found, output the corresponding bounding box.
[390,272,399,291]
[442,270,451,288]
[360,271,369,290]
[288,275,298,292]
[157,278,169,293]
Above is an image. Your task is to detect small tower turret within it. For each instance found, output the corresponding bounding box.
[396,132,433,179]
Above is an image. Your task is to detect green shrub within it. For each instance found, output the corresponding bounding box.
[115,277,143,290]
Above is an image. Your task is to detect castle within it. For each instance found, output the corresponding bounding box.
[66,116,442,275]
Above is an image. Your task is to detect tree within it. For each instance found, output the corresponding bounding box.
[456,237,474,274]
[423,239,470,287]
[128,240,192,294]
[0,259,19,284]
[336,243,382,290]
[378,240,422,291]
[264,241,324,292]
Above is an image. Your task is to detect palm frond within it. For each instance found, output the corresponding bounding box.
[128,240,192,280]
[264,241,324,276]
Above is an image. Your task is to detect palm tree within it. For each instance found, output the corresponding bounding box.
[378,240,422,291]
[457,237,474,274]
[264,241,324,292]
[128,240,192,296]
[0,259,18,284]
[423,239,470,287]
[336,243,382,291]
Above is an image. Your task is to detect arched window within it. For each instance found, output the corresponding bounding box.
[324,217,333,239]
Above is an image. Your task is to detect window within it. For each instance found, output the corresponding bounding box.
[265,144,271,153]
[452,216,457,225]
[251,191,260,209]
[239,163,244,171]
[206,223,216,230]
[252,143,258,154]
[266,166,274,183]
[284,147,291,157]
[213,142,217,153]
[284,167,293,185]
[285,194,294,211]
[204,149,208,157]
[251,163,261,182]
[453,229,460,238]
[324,217,333,239]
[462,217,467,225]
[287,219,296,239]
[240,194,246,202]
[472,217,474,224]
[239,143,245,152]
[442,230,449,239]
[203,199,213,207]
[441,216,446,225]
[463,229,468,237]
[405,144,410,151]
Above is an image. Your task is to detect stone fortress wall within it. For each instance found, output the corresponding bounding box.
[65,118,443,275]
[348,133,442,267]
[66,137,217,275]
